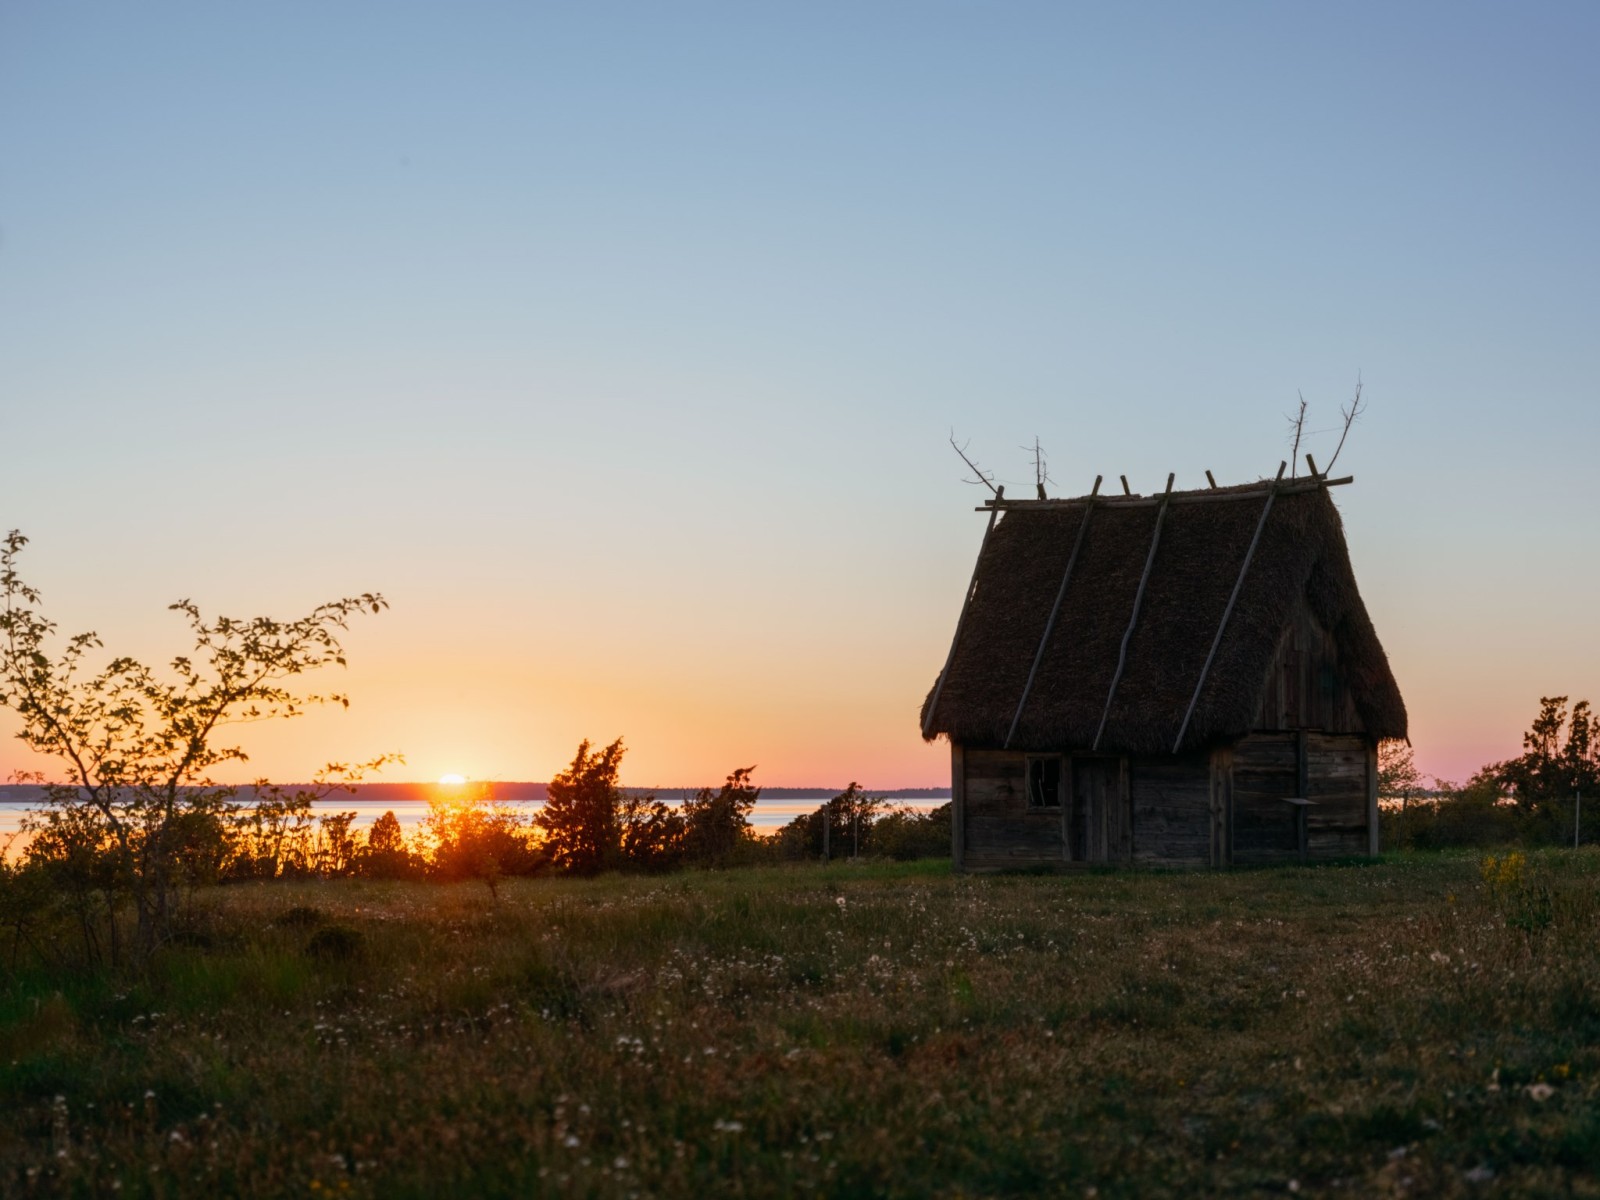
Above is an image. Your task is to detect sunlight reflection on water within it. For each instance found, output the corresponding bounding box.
[0,792,945,848]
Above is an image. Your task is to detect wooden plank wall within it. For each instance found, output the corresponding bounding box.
[1072,758,1130,864]
[954,735,1373,870]
[1104,760,1133,863]
[1128,753,1212,866]
[960,748,1065,868]
[1305,732,1370,858]
[1232,732,1371,863]
[1254,597,1366,734]
[1209,747,1233,867]
[1232,733,1298,864]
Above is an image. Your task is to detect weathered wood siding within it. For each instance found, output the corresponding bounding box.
[1128,753,1212,866]
[1232,733,1298,863]
[1072,758,1130,864]
[951,734,1374,869]
[1209,746,1233,867]
[1254,597,1366,734]
[1231,731,1371,862]
[1305,732,1371,858]
[959,749,1064,868]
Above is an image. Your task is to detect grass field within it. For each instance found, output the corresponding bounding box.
[3,851,1599,1197]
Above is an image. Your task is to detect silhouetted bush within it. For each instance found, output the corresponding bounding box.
[775,790,947,862]
[306,924,364,961]
[871,803,952,860]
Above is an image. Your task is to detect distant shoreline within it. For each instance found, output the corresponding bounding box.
[0,782,950,842]
[0,783,952,803]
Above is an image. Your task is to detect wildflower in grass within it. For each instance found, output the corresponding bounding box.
[1525,1083,1554,1101]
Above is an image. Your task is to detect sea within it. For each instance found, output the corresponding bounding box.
[0,783,950,851]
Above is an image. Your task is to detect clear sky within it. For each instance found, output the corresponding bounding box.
[1,2,1596,789]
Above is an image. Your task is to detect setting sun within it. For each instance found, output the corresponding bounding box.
[438,773,467,786]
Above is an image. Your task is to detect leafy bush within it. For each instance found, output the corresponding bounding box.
[869,803,951,861]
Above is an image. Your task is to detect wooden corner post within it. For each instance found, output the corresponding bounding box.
[951,743,966,872]
[1367,741,1380,856]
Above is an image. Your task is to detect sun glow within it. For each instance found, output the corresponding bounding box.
[438,773,467,786]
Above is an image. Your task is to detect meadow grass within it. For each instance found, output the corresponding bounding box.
[3,851,1600,1197]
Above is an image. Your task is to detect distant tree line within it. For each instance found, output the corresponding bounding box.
[1381,695,1600,850]
[0,533,951,971]
[2,735,952,968]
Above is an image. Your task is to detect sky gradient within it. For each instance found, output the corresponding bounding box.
[2,2,1597,789]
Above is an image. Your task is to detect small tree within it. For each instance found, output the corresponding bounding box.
[358,810,419,879]
[618,790,686,872]
[421,782,541,896]
[539,739,626,875]
[1377,740,1421,800]
[681,767,760,867]
[0,531,385,958]
[832,782,885,858]
[1496,696,1600,840]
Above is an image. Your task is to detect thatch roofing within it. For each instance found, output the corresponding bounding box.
[921,479,1407,754]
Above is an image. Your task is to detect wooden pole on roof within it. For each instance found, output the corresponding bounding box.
[922,486,1004,739]
[1305,453,1319,477]
[1120,475,1131,496]
[1004,476,1102,749]
[1170,461,1288,754]
[1205,471,1217,489]
[975,475,1349,511]
[1093,473,1174,752]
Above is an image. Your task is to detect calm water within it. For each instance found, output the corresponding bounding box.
[0,791,947,848]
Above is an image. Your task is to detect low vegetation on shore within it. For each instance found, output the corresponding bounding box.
[4,850,1600,1197]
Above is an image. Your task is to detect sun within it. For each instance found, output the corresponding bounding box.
[438,773,467,786]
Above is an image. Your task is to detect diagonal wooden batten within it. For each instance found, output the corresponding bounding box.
[1004,476,1102,749]
[922,490,1003,739]
[1093,474,1174,751]
[1171,462,1288,753]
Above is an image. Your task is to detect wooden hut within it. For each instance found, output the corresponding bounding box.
[920,468,1406,870]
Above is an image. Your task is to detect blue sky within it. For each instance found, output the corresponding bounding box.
[1,2,1597,785]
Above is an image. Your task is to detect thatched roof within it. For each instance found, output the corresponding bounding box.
[921,479,1406,754]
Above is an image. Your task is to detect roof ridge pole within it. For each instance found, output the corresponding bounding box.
[922,486,1004,739]
[973,474,1351,512]
[1093,473,1175,752]
[1170,461,1288,754]
[1004,475,1102,749]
